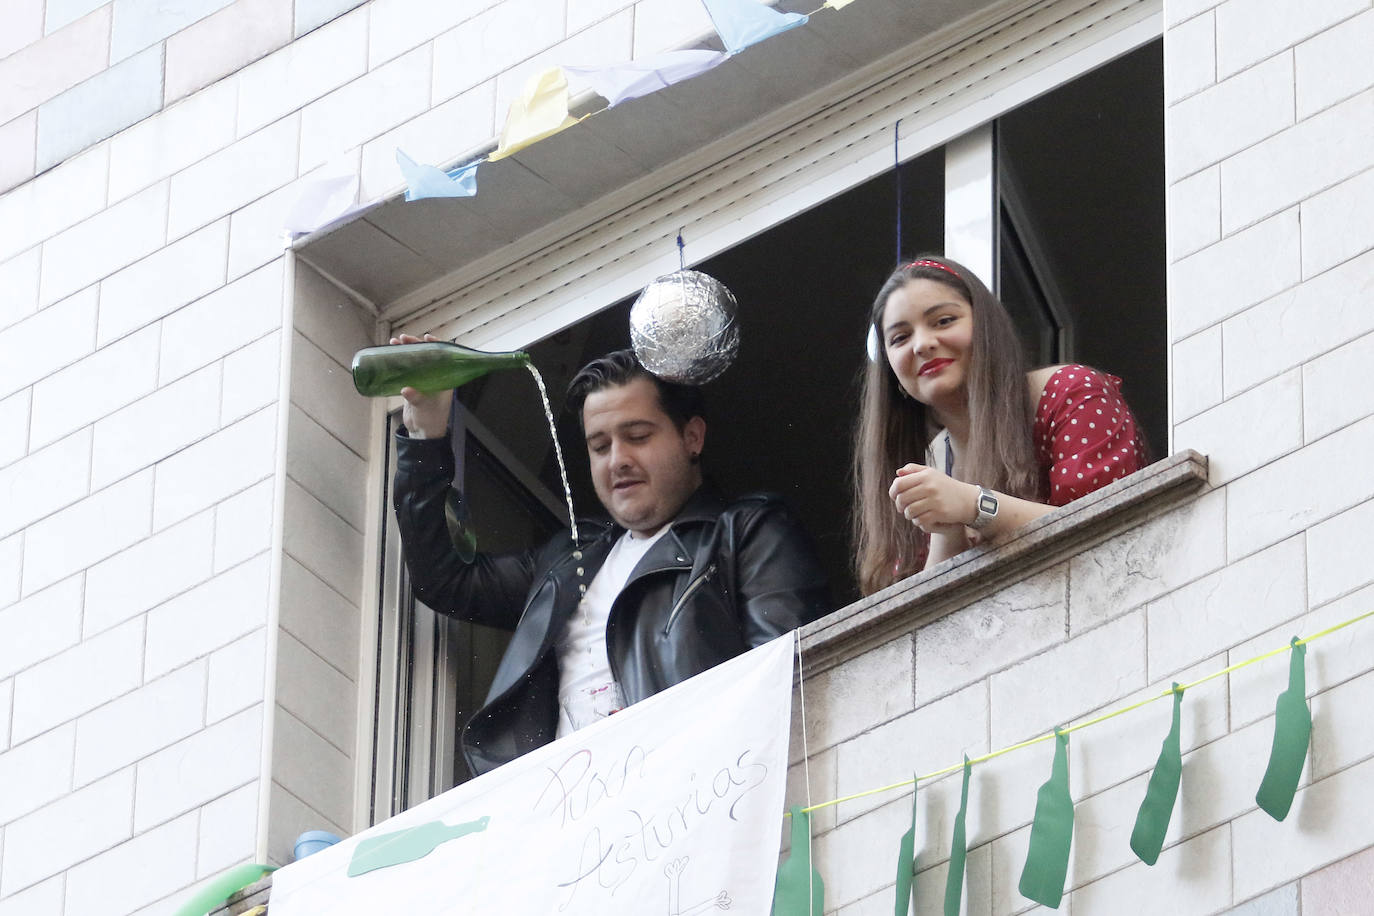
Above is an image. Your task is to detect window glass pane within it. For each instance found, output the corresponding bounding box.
[374,406,564,805]
[437,426,563,786]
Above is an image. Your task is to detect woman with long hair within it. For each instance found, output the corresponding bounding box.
[852,255,1147,596]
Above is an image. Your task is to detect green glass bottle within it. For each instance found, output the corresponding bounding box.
[351,341,531,397]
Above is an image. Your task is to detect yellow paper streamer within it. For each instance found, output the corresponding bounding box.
[490,67,581,161]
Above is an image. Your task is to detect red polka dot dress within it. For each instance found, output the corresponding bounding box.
[1033,365,1146,506]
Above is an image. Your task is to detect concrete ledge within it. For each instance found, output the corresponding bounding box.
[797,450,1210,677]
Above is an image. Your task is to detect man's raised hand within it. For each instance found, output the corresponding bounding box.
[391,333,453,439]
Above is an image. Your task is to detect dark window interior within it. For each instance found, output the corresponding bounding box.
[996,41,1166,455]
[454,39,1166,610]
[456,148,947,611]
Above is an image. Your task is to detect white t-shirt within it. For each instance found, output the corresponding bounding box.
[554,525,670,738]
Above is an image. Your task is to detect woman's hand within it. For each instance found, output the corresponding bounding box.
[392,333,453,439]
[888,464,979,533]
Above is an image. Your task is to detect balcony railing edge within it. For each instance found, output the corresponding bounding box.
[796,450,1210,678]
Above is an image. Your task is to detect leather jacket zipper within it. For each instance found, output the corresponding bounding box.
[663,563,716,636]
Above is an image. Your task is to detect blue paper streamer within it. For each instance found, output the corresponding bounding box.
[702,0,808,54]
[395,148,479,201]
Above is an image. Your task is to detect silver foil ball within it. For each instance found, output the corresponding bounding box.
[629,269,740,384]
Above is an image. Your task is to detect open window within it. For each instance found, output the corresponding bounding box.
[366,34,1164,816]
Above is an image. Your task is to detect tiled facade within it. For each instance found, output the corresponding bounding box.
[0,0,1371,912]
[797,485,1374,913]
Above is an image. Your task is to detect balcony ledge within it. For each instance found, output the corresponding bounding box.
[797,450,1210,676]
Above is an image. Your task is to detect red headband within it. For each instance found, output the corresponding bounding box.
[903,258,960,279]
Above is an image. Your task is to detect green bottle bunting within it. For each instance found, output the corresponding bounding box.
[1255,638,1312,821]
[773,806,824,916]
[786,626,1349,911]
[1130,684,1185,865]
[943,757,972,916]
[1018,729,1074,909]
[893,776,918,916]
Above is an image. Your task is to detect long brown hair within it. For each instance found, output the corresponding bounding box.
[852,256,1041,596]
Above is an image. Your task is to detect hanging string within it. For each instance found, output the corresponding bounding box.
[893,120,903,264]
[677,228,687,271]
[794,605,1374,816]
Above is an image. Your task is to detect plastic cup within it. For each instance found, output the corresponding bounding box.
[293,829,342,861]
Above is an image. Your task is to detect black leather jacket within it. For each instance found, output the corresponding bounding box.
[392,433,831,775]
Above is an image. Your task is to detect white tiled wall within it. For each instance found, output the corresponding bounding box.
[808,490,1374,914]
[164,0,293,104]
[2,769,136,894]
[262,262,374,865]
[64,812,200,916]
[1,0,1371,911]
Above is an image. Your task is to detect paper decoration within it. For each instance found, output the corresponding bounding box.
[270,636,795,915]
[630,269,741,384]
[395,149,479,201]
[701,0,809,54]
[172,863,275,916]
[944,757,971,916]
[778,619,1363,912]
[1019,730,1073,908]
[893,777,918,916]
[823,0,857,7]
[1130,685,1184,866]
[490,67,580,161]
[1256,639,1312,821]
[282,173,360,235]
[773,806,824,915]
[564,50,727,107]
[347,816,490,877]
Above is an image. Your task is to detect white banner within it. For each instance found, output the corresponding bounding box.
[270,635,796,916]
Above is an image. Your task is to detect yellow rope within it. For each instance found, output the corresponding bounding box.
[795,607,1374,816]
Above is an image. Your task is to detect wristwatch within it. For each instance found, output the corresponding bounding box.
[969,486,999,530]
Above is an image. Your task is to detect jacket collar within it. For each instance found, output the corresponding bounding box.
[664,481,728,526]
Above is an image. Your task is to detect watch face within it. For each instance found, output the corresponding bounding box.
[979,492,999,514]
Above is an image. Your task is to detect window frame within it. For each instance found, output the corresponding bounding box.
[359,0,1167,822]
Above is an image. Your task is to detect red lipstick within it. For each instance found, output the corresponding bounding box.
[918,358,953,377]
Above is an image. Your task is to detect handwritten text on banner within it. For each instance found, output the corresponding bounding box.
[269,635,796,915]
